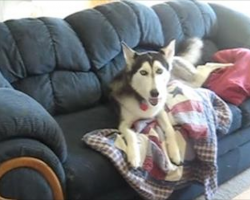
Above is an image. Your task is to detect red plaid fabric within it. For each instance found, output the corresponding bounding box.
[83,82,232,200]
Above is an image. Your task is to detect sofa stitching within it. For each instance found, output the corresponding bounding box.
[64,14,99,72]
[94,7,122,42]
[64,14,104,107]
[152,3,181,47]
[59,19,92,72]
[3,22,28,80]
[90,7,122,96]
[166,2,186,38]
[38,19,102,113]
[92,8,121,71]
[122,1,143,46]
[38,18,58,70]
[190,0,206,38]
[151,6,166,47]
[36,18,58,115]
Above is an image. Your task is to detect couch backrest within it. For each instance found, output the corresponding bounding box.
[0,0,218,115]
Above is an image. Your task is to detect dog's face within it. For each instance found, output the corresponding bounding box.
[122,40,175,106]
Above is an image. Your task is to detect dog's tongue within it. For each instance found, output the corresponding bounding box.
[149,98,158,106]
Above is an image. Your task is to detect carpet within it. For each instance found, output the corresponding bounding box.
[195,168,250,200]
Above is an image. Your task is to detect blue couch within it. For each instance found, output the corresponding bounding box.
[0,0,250,199]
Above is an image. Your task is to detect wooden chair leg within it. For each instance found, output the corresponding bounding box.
[0,157,64,200]
[0,195,13,200]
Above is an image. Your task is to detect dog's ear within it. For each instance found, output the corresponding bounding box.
[160,40,175,59]
[121,42,137,71]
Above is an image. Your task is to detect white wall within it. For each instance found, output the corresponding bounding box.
[0,1,3,21]
[205,1,250,17]
[31,1,90,18]
[0,0,90,22]
[0,0,39,21]
[0,1,250,22]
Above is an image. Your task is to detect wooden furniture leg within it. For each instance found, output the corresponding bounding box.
[0,157,64,200]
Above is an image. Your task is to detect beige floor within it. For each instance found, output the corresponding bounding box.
[196,168,250,200]
[233,188,250,200]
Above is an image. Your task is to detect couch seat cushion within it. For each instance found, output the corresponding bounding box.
[225,103,242,134]
[216,103,249,157]
[54,101,245,199]
[54,105,131,200]
[218,125,250,157]
[239,98,250,128]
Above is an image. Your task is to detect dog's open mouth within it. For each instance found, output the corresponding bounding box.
[149,98,159,106]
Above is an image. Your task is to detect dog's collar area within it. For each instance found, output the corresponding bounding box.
[128,86,149,111]
[140,100,149,111]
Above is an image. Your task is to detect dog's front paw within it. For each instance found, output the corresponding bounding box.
[127,145,141,168]
[167,140,182,166]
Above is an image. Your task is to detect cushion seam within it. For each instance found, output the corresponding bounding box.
[4,22,28,80]
[37,18,58,114]
[167,3,185,38]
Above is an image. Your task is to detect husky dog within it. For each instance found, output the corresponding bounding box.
[110,40,181,168]
[110,38,231,168]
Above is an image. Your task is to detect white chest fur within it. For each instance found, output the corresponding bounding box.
[118,96,166,123]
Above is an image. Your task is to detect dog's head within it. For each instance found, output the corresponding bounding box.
[122,40,175,107]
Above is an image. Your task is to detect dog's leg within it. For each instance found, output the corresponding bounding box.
[157,110,182,165]
[191,63,233,88]
[172,57,197,82]
[119,120,141,168]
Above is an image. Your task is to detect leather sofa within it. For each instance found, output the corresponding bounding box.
[0,0,250,199]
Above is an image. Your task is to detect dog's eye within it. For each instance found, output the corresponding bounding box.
[156,68,163,74]
[140,70,148,76]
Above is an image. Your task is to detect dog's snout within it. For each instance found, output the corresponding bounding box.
[150,89,159,97]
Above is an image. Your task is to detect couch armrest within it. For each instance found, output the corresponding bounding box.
[0,72,12,88]
[0,88,67,162]
[0,138,66,200]
[210,3,250,49]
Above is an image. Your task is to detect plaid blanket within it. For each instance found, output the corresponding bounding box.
[82,81,232,200]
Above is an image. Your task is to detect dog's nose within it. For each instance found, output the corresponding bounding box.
[150,89,159,97]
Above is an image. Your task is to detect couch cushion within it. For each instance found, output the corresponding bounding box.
[152,0,217,41]
[0,138,65,185]
[218,126,250,157]
[239,98,250,128]
[54,105,131,200]
[217,103,243,157]
[0,88,67,162]
[226,103,242,134]
[169,137,250,200]
[0,72,12,88]
[54,101,244,199]
[66,0,219,101]
[0,18,100,115]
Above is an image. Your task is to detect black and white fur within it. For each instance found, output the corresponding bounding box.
[172,38,233,87]
[110,40,181,168]
[110,38,231,168]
